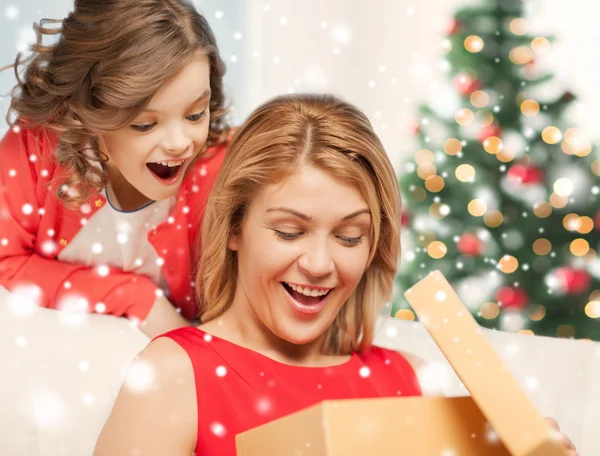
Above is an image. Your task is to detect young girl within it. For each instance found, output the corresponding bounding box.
[0,0,231,338]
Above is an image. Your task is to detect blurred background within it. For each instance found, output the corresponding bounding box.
[1,0,599,341]
[0,0,596,162]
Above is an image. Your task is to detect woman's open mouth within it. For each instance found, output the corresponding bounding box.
[282,282,334,315]
[146,159,187,185]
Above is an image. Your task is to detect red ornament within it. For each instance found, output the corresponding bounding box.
[478,124,503,143]
[506,164,544,184]
[400,210,410,227]
[454,73,482,96]
[410,122,420,135]
[594,212,600,231]
[457,233,482,256]
[495,286,529,310]
[447,19,461,36]
[555,267,591,295]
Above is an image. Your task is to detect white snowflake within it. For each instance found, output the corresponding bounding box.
[385,325,398,338]
[359,366,371,378]
[40,240,56,255]
[524,376,539,390]
[57,294,90,326]
[30,391,67,430]
[255,397,272,415]
[81,392,96,406]
[331,24,351,44]
[125,359,155,393]
[4,5,18,20]
[210,421,227,437]
[8,283,42,317]
[16,336,27,347]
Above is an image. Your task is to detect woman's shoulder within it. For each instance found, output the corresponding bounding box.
[151,326,223,370]
[139,333,196,380]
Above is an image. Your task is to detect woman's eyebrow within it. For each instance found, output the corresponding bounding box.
[265,207,371,222]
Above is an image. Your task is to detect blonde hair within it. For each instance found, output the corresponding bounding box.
[2,0,230,207]
[198,94,401,355]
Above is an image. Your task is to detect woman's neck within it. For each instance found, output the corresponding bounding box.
[199,308,348,368]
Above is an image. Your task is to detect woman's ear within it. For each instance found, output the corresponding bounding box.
[227,230,240,251]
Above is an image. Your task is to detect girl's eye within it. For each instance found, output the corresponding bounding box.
[337,235,363,246]
[274,230,302,241]
[186,110,207,122]
[130,123,156,132]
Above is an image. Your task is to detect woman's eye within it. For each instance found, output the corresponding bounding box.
[274,230,302,241]
[337,235,363,246]
[186,110,207,122]
[130,123,156,132]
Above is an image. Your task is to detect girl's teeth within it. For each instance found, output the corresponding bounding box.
[157,160,184,167]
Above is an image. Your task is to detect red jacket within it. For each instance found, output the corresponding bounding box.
[0,125,226,321]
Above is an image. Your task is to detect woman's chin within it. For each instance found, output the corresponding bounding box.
[274,320,327,347]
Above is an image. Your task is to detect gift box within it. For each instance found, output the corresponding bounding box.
[235,270,568,455]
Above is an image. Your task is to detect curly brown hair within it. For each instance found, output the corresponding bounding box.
[1,0,230,207]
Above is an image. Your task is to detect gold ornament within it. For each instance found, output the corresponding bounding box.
[570,238,589,256]
[443,138,462,156]
[484,210,503,228]
[520,99,540,117]
[542,126,562,144]
[532,238,551,255]
[428,241,448,259]
[455,108,474,126]
[533,201,552,218]
[425,175,445,193]
[470,90,490,108]
[468,199,487,216]
[498,255,518,273]
[509,46,534,65]
[456,164,476,182]
[509,18,528,36]
[480,302,500,319]
[464,35,484,53]
[395,309,416,321]
[483,136,503,154]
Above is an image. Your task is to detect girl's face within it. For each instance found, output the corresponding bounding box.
[98,50,211,210]
[228,164,373,348]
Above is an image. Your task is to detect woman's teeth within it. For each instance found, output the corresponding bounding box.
[285,283,330,297]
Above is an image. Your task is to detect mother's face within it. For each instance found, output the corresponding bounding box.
[228,164,373,346]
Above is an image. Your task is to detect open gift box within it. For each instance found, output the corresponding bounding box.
[236,271,569,456]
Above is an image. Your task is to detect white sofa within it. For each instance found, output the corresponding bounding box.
[0,286,598,455]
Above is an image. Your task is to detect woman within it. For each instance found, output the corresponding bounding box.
[0,0,230,337]
[94,94,577,455]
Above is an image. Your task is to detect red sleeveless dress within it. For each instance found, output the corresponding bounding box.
[158,327,422,455]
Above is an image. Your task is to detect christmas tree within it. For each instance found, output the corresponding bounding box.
[393,0,600,341]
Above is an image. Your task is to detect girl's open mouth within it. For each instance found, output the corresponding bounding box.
[146,159,187,184]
